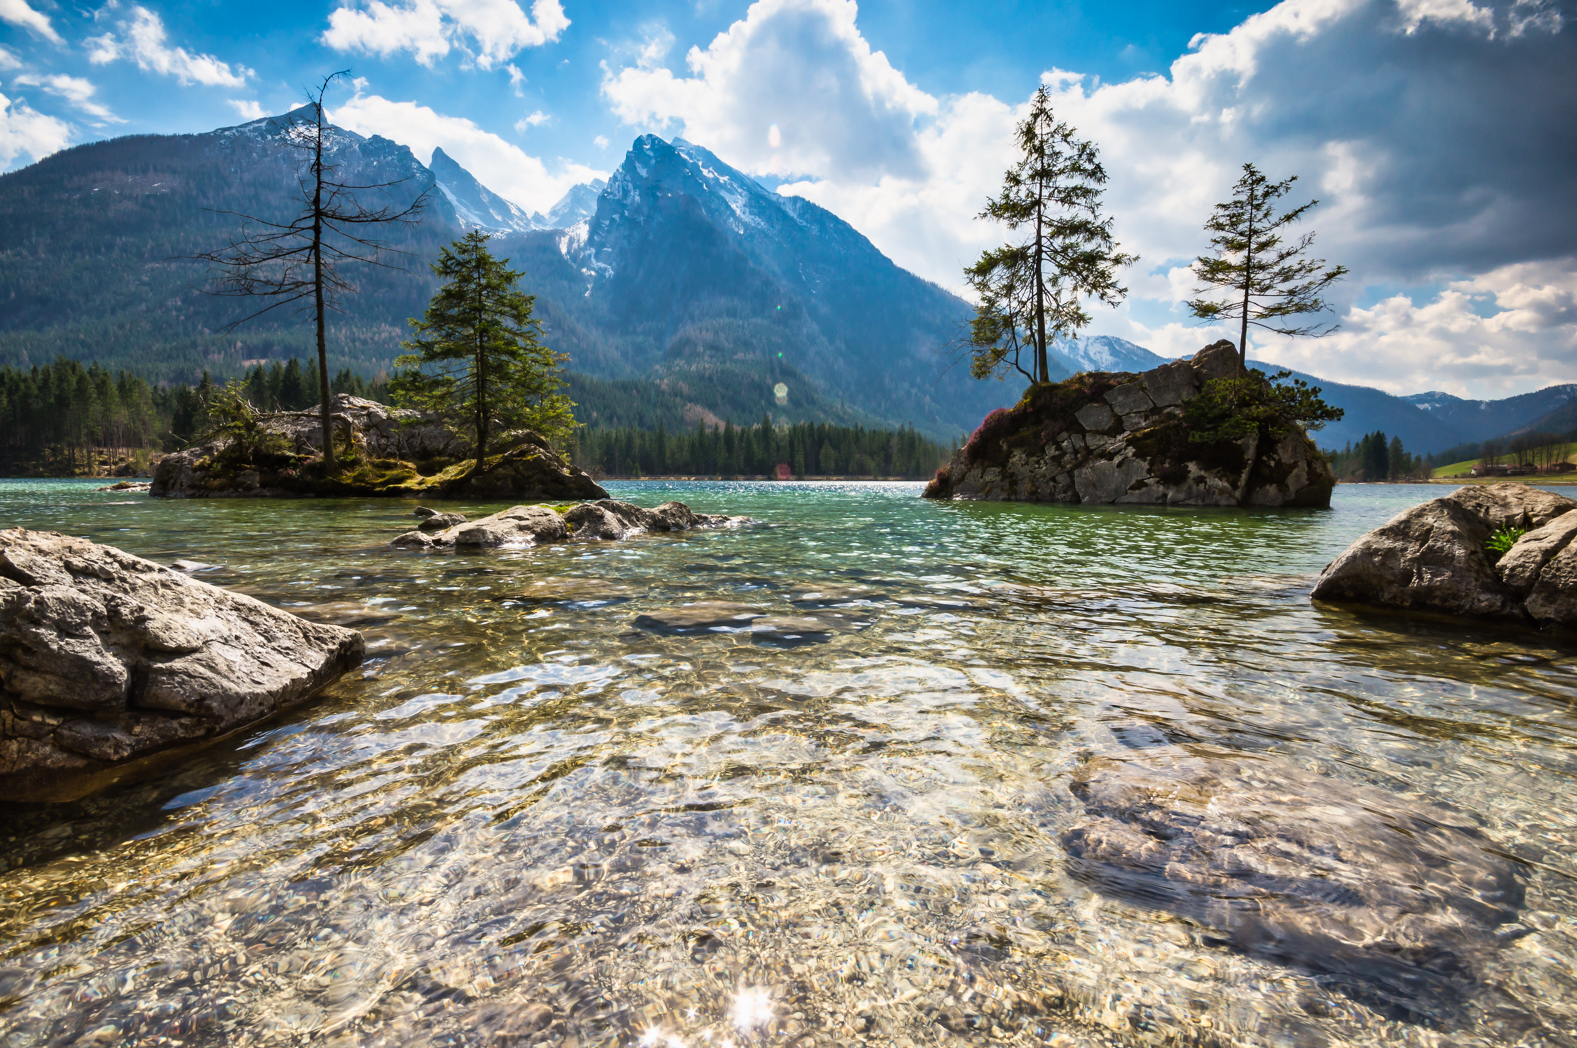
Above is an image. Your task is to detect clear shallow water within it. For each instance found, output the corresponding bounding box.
[0,479,1575,1048]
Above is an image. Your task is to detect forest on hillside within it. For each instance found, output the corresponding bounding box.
[0,357,954,479]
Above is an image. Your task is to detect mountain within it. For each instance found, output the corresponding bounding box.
[429,147,542,232]
[544,179,605,228]
[487,135,1002,436]
[1403,386,1577,443]
[0,117,1004,437]
[1049,335,1165,376]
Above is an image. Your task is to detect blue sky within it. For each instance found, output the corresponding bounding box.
[2,0,1575,398]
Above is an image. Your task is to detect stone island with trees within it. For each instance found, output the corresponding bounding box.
[928,110,1345,507]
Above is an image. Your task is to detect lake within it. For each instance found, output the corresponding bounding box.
[1,479,1574,1047]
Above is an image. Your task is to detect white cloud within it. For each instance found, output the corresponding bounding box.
[322,0,569,70]
[14,73,123,123]
[603,0,936,181]
[600,0,1576,398]
[0,45,22,71]
[507,63,526,95]
[0,0,62,44]
[593,134,608,149]
[227,99,267,121]
[87,6,250,88]
[330,92,604,214]
[0,89,70,169]
[514,109,548,132]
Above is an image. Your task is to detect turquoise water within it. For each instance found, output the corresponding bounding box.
[1,480,1575,1047]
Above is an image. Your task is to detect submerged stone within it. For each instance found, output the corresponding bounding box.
[0,528,363,801]
[1061,749,1527,1014]
[632,602,765,630]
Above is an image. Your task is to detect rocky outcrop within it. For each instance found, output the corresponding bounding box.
[1063,746,1526,1010]
[390,499,752,550]
[152,394,608,502]
[924,341,1334,507]
[0,529,363,801]
[1311,483,1577,627]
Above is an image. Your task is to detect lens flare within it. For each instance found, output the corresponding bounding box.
[731,987,773,1031]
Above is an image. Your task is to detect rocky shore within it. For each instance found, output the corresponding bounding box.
[924,341,1333,506]
[0,528,363,801]
[1313,482,1577,628]
[152,395,607,502]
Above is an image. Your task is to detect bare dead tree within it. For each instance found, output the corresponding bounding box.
[191,71,429,469]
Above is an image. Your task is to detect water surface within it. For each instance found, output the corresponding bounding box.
[1,480,1575,1047]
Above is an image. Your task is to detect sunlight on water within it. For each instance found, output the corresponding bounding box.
[1,479,1575,1047]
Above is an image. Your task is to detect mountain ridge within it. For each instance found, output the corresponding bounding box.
[0,109,1568,449]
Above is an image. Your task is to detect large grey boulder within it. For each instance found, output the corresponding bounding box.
[0,529,363,801]
[925,341,1334,507]
[1311,483,1577,627]
[390,500,751,550]
[1062,748,1526,1008]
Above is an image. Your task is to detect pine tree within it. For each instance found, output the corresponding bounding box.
[965,86,1135,385]
[391,231,575,476]
[1188,163,1348,368]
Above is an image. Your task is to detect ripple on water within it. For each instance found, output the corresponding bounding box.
[1,480,1576,1046]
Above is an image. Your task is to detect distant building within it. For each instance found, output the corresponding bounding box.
[1471,463,1538,477]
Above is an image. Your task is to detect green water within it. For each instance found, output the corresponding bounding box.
[1,480,1575,1047]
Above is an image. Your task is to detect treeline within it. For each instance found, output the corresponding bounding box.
[0,357,955,480]
[0,357,386,473]
[572,419,955,479]
[1328,431,1430,481]
[1426,430,1575,471]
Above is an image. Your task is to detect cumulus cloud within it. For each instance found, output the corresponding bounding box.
[0,0,62,44]
[227,99,267,121]
[14,73,123,123]
[330,92,604,214]
[603,0,936,181]
[322,0,569,70]
[600,0,1577,398]
[0,89,69,169]
[514,109,548,132]
[87,6,250,88]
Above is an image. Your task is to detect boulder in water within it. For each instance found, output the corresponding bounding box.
[1311,482,1577,627]
[925,341,1334,507]
[0,529,363,801]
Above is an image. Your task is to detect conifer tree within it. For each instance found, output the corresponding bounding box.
[965,86,1135,385]
[1188,163,1349,368]
[391,231,575,476]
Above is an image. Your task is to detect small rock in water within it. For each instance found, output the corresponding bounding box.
[633,602,765,631]
[1061,749,1527,1018]
[418,511,467,532]
[169,559,219,573]
[413,506,440,518]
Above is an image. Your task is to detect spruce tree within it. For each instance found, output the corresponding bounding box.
[391,231,575,476]
[1189,163,1349,368]
[965,86,1135,385]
